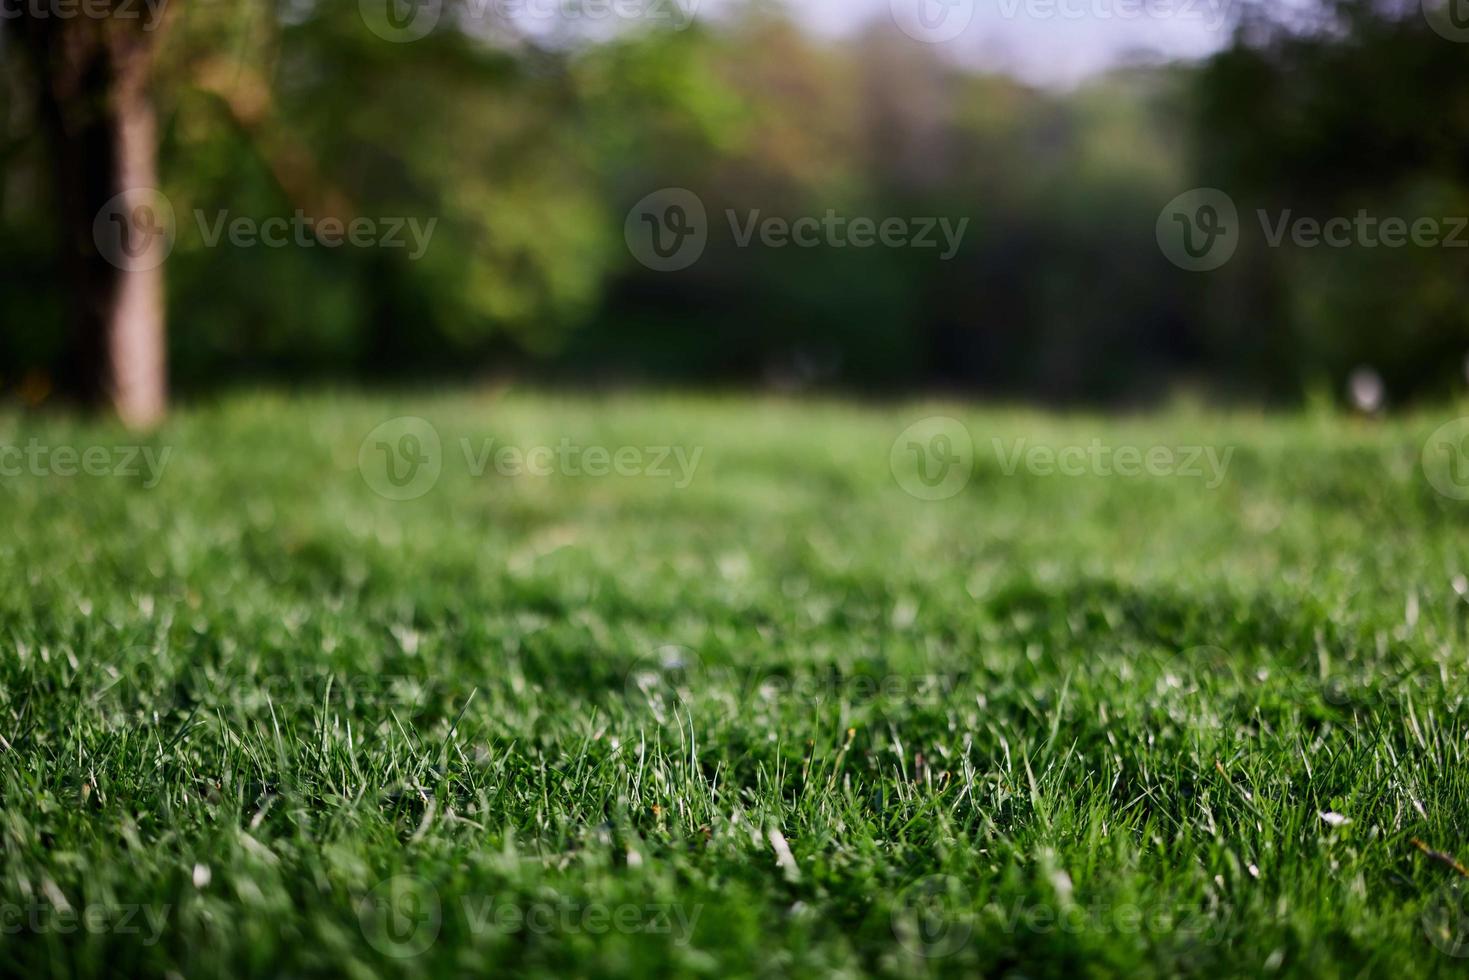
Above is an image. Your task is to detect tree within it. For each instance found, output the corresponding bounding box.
[12,2,170,427]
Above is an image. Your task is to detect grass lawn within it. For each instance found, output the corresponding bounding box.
[3,390,1469,978]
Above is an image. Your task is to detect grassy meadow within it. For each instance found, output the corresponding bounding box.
[2,390,1469,978]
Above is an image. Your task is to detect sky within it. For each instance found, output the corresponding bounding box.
[504,0,1238,86]
[743,0,1233,85]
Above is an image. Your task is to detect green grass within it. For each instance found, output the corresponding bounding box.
[4,389,1469,978]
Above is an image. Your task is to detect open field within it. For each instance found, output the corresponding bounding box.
[3,390,1469,978]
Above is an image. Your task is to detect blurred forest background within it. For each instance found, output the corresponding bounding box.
[2,0,1467,409]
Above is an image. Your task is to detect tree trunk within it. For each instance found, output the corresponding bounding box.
[107,59,167,428]
[18,9,167,428]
